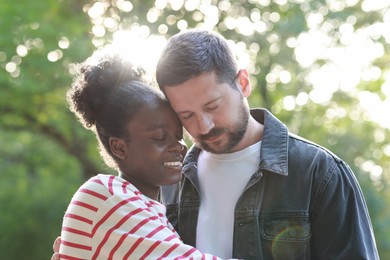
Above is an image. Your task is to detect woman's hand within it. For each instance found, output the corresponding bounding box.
[50,236,61,260]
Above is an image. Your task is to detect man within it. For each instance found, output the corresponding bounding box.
[156,29,379,259]
[53,29,379,259]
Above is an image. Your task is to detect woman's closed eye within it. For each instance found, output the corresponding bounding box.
[152,136,165,142]
[151,132,166,141]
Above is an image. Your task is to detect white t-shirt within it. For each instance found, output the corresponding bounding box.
[196,141,262,258]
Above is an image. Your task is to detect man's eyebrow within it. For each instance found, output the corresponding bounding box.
[204,97,220,106]
[176,110,191,115]
[174,97,221,116]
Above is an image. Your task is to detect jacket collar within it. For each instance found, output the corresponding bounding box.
[252,109,289,176]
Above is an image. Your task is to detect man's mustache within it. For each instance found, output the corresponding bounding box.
[198,128,226,141]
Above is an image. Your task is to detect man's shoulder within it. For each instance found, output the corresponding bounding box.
[288,133,342,163]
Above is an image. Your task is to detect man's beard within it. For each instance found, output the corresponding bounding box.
[193,101,249,154]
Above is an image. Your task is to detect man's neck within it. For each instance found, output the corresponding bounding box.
[231,116,263,153]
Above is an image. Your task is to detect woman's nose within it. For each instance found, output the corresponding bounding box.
[170,139,187,155]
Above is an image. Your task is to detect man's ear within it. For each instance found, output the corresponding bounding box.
[237,69,251,97]
[109,137,127,160]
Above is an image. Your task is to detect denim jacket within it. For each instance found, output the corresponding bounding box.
[161,109,379,259]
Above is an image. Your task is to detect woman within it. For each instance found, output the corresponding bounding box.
[57,46,224,259]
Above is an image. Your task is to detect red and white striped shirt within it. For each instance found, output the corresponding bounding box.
[60,174,222,260]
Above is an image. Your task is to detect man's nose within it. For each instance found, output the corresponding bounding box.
[197,113,214,135]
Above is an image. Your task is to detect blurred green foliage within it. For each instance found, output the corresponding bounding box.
[0,0,389,259]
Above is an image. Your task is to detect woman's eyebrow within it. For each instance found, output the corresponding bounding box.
[144,123,165,131]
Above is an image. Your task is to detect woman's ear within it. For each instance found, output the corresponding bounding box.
[237,69,251,97]
[109,137,127,160]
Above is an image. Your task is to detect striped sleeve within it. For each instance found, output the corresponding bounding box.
[60,175,225,260]
[90,188,223,259]
[60,176,109,259]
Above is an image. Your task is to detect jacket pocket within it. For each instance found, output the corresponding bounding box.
[260,212,311,259]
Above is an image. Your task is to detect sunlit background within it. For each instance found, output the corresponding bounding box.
[1,0,390,259]
[79,0,390,187]
[80,0,390,128]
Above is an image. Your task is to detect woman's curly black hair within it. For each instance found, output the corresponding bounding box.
[67,46,165,169]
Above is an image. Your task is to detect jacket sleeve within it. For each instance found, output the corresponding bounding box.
[310,160,379,259]
[160,183,181,230]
